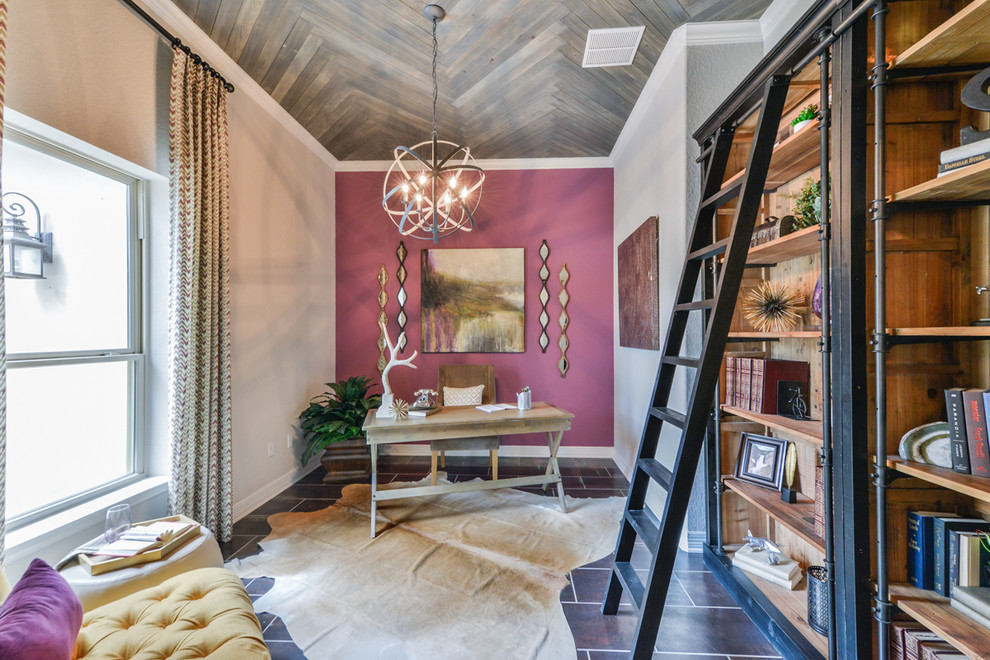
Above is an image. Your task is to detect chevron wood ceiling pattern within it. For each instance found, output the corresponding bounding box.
[170,0,773,160]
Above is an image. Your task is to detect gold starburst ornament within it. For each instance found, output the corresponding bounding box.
[742,281,807,332]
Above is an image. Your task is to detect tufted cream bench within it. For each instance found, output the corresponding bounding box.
[73,567,270,659]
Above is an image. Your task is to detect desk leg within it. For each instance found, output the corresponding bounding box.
[370,444,378,538]
[545,430,567,513]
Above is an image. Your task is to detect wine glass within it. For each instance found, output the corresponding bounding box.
[105,504,131,543]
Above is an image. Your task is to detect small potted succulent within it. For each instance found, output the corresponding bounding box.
[299,376,381,482]
[791,103,818,133]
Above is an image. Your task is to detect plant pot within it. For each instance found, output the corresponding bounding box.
[792,118,812,133]
[320,438,371,483]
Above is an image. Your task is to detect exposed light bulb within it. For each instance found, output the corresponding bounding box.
[418,174,427,185]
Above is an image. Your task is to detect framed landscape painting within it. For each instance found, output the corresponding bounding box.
[421,248,525,353]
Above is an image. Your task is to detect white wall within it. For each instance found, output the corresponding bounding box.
[611,23,764,549]
[3,0,336,578]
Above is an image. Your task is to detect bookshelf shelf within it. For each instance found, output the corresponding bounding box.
[887,326,990,341]
[721,120,822,195]
[887,457,990,505]
[890,158,990,203]
[723,478,825,554]
[744,571,829,657]
[890,0,990,70]
[727,330,821,340]
[889,583,990,660]
[746,224,821,265]
[722,405,823,446]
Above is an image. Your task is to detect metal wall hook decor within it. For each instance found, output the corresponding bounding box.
[377,265,389,373]
[2,191,53,279]
[538,240,551,353]
[558,263,570,377]
[396,242,409,350]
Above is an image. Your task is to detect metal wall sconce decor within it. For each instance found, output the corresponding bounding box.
[396,242,409,350]
[538,240,551,353]
[377,265,389,373]
[382,5,484,243]
[558,263,570,377]
[2,192,53,279]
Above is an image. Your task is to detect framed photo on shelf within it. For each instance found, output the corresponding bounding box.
[734,433,787,491]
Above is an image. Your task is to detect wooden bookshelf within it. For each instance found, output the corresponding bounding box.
[747,224,821,265]
[722,120,821,193]
[727,330,821,341]
[723,478,824,554]
[887,326,990,340]
[888,457,990,506]
[722,405,823,446]
[745,572,829,657]
[891,0,990,69]
[890,158,990,203]
[889,583,990,660]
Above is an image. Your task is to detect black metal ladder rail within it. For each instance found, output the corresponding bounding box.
[602,74,792,660]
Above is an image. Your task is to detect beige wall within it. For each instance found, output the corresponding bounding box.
[4,0,336,570]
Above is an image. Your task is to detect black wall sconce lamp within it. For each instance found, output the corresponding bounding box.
[2,192,53,279]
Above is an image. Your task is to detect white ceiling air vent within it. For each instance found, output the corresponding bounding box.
[581,26,645,68]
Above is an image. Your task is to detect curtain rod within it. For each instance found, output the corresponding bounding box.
[119,0,235,93]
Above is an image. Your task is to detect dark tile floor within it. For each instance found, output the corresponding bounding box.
[222,455,781,660]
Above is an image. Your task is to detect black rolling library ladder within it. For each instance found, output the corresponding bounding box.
[602,2,882,656]
[601,76,791,659]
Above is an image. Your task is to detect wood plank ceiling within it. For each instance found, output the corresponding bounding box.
[170,0,773,160]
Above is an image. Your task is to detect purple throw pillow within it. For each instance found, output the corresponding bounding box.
[0,558,83,660]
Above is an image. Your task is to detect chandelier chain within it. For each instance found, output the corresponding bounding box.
[431,18,439,139]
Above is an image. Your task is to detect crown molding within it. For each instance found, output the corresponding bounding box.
[759,0,820,51]
[610,19,762,164]
[335,156,613,172]
[130,0,340,170]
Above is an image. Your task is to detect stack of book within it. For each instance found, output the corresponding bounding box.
[944,387,990,477]
[724,355,808,415]
[730,544,802,589]
[890,620,966,660]
[907,511,990,597]
[937,138,990,177]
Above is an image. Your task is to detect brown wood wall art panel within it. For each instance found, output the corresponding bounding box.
[168,0,772,160]
[617,215,659,350]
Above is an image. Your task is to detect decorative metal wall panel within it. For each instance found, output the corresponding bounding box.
[558,263,570,377]
[377,264,388,372]
[395,242,408,352]
[538,240,551,353]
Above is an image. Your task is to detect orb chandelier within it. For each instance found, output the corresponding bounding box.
[383,4,484,243]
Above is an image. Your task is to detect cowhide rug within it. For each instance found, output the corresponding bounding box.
[228,477,623,659]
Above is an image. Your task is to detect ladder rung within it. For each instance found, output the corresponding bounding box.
[700,178,743,211]
[649,406,685,429]
[662,356,701,369]
[673,298,714,312]
[638,458,673,491]
[686,237,730,262]
[626,509,660,549]
[614,561,644,611]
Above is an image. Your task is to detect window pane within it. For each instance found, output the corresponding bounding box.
[6,360,132,519]
[2,139,131,354]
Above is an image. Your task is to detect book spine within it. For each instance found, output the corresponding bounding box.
[907,511,925,589]
[751,359,765,413]
[984,391,990,462]
[726,356,736,407]
[814,465,825,539]
[946,388,971,474]
[940,136,990,163]
[934,518,947,595]
[950,530,961,596]
[740,359,753,412]
[937,152,990,174]
[963,389,990,477]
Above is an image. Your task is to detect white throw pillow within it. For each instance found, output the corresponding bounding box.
[443,384,485,406]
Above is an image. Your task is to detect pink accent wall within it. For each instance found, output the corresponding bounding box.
[335,168,614,447]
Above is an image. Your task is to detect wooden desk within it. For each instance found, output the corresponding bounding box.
[362,401,574,537]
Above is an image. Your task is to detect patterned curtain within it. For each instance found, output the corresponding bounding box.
[167,46,233,542]
[0,0,8,568]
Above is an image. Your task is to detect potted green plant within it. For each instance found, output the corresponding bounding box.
[791,103,818,133]
[299,376,381,483]
[786,176,831,231]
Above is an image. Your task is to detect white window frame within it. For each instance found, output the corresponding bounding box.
[4,120,149,530]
